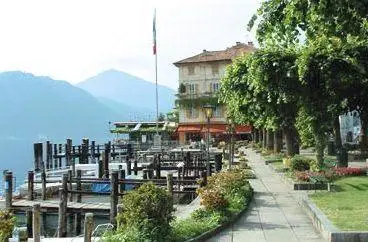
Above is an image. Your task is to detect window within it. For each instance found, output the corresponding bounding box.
[211,64,219,75]
[189,83,197,94]
[213,106,222,118]
[188,66,195,75]
[211,82,220,93]
[186,105,198,119]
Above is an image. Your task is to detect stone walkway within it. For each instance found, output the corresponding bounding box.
[207,149,325,242]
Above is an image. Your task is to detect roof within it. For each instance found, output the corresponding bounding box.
[173,42,256,66]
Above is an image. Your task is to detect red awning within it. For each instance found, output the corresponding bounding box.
[201,124,227,133]
[235,125,252,134]
[176,125,202,132]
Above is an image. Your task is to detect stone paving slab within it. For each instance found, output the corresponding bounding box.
[206,148,325,242]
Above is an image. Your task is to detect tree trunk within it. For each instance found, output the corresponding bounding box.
[314,132,326,168]
[274,129,283,153]
[284,127,295,156]
[258,129,263,145]
[254,129,259,143]
[359,113,368,152]
[262,128,267,149]
[291,126,300,155]
[266,130,274,151]
[334,116,347,167]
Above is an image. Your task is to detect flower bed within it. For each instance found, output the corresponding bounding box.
[295,167,367,183]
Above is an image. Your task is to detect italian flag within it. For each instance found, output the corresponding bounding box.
[153,9,157,55]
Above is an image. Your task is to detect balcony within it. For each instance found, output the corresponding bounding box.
[175,92,219,107]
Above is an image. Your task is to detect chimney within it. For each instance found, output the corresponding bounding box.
[248,41,254,46]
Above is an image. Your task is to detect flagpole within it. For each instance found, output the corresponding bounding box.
[153,9,159,135]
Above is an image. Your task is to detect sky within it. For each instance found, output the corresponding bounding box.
[0,0,261,90]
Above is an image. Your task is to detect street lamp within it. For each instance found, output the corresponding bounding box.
[228,118,235,168]
[203,104,214,177]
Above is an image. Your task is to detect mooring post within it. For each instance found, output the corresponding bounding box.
[75,169,82,235]
[166,173,173,196]
[26,209,33,239]
[33,203,41,242]
[53,143,58,169]
[27,171,34,201]
[57,187,67,237]
[41,170,46,200]
[200,171,207,187]
[126,157,132,175]
[33,143,43,172]
[4,171,13,209]
[67,170,73,202]
[84,213,94,242]
[58,143,63,168]
[91,140,96,163]
[104,143,110,178]
[119,169,125,194]
[143,169,148,180]
[98,158,103,178]
[110,171,118,226]
[134,159,138,176]
[66,139,72,167]
[46,141,51,170]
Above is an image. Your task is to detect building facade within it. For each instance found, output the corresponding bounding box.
[174,42,255,144]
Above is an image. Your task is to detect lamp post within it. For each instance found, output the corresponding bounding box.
[203,104,214,177]
[228,118,235,168]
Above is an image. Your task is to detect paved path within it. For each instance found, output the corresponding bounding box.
[207,148,325,242]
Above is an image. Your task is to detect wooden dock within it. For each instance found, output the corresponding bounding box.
[12,199,110,214]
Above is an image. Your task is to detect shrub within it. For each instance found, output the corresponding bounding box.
[197,188,228,211]
[283,157,292,169]
[290,156,313,171]
[115,182,174,241]
[0,210,15,241]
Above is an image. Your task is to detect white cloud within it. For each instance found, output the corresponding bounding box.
[0,0,261,89]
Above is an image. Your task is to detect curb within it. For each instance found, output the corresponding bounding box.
[185,192,253,242]
[298,195,368,242]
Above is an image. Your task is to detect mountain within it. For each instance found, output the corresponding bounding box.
[0,71,120,183]
[77,69,176,116]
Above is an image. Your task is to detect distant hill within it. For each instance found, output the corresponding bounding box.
[77,69,176,115]
[0,71,121,181]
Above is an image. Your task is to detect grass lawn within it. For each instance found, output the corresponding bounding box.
[310,176,368,231]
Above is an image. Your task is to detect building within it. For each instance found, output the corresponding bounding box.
[173,42,255,144]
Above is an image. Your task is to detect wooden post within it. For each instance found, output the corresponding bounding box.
[54,143,58,169]
[66,139,72,167]
[68,170,73,202]
[166,173,173,196]
[148,169,154,179]
[91,140,96,163]
[57,187,67,237]
[41,170,46,200]
[110,171,118,226]
[98,158,103,178]
[134,159,138,176]
[75,170,82,235]
[33,203,41,242]
[76,170,82,203]
[119,169,125,194]
[34,143,43,172]
[126,157,132,175]
[82,138,89,164]
[143,169,148,180]
[28,171,34,201]
[200,171,207,187]
[104,143,110,178]
[155,154,161,179]
[26,210,33,239]
[84,213,94,242]
[46,141,51,170]
[58,143,63,168]
[4,171,12,209]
